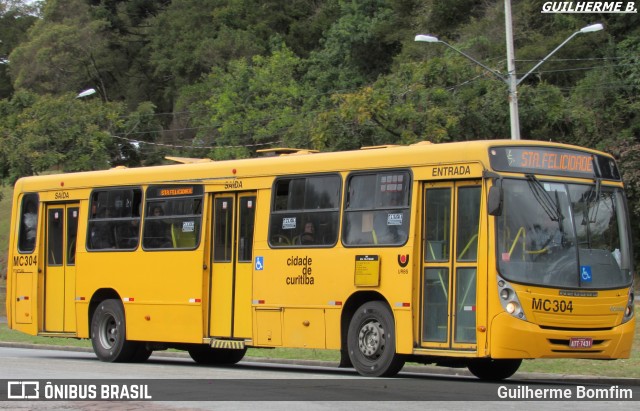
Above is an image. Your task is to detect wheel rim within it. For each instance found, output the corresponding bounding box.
[358,319,386,359]
[98,313,118,350]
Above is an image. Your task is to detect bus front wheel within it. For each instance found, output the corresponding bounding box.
[467,358,522,381]
[347,301,405,377]
[90,299,139,362]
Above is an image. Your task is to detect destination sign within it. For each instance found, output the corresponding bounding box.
[489,146,620,180]
[147,185,203,199]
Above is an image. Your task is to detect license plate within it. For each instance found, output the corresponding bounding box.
[569,337,593,348]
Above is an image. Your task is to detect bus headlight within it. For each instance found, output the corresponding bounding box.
[497,276,527,321]
[622,290,634,324]
[506,301,518,314]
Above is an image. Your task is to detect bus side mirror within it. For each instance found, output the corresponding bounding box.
[488,185,502,216]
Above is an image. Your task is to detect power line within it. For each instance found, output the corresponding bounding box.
[111,133,283,150]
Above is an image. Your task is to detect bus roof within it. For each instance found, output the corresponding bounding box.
[13,139,614,192]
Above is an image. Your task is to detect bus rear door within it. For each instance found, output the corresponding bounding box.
[208,192,256,339]
[44,204,79,333]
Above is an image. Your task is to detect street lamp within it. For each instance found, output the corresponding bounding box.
[76,88,96,98]
[415,18,603,140]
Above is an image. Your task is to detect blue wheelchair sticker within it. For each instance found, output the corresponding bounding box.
[255,256,264,271]
[580,265,592,282]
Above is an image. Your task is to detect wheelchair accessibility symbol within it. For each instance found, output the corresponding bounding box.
[580,265,592,282]
[255,256,264,271]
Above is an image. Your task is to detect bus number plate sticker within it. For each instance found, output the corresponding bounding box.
[569,337,593,349]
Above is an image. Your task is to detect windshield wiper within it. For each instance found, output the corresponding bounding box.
[526,174,561,222]
[587,178,602,224]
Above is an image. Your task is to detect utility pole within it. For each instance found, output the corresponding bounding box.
[504,0,520,140]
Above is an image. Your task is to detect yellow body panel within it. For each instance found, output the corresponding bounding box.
[282,308,326,349]
[210,260,234,336]
[44,264,65,331]
[13,272,34,324]
[233,261,253,337]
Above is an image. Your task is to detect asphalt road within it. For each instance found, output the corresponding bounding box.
[0,345,638,410]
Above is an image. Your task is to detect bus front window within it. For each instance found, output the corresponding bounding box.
[496,179,632,289]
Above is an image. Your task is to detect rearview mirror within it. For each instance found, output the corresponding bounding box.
[488,184,503,216]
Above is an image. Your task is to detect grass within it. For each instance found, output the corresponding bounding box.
[0,184,12,290]
[0,324,91,348]
[0,183,638,377]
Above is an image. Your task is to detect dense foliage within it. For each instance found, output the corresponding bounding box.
[1,0,639,264]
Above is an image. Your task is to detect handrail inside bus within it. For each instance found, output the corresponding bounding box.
[428,241,436,260]
[459,270,475,309]
[272,234,291,245]
[426,242,449,298]
[458,234,478,260]
[508,227,550,260]
[438,272,448,299]
[508,227,526,260]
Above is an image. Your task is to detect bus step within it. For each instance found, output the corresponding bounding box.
[209,339,246,350]
[38,332,78,338]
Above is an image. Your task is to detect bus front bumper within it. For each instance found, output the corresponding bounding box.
[489,312,635,359]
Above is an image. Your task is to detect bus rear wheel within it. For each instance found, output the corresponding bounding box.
[90,299,138,362]
[467,358,522,381]
[347,301,405,377]
[131,344,153,362]
[188,345,247,365]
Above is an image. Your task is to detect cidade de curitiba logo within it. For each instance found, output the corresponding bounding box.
[542,1,637,13]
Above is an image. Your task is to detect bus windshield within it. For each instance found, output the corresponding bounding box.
[496,178,632,289]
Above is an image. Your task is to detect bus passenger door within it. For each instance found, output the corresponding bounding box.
[421,181,480,350]
[44,204,79,332]
[209,192,256,339]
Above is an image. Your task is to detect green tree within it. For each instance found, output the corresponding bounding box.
[9,0,112,97]
[183,44,309,159]
[0,90,126,181]
[305,0,402,92]
[0,0,39,99]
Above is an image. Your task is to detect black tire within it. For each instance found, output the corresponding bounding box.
[347,301,405,377]
[131,344,153,363]
[188,345,247,365]
[90,299,138,362]
[467,358,522,381]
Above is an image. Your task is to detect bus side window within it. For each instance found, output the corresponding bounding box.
[343,171,411,247]
[142,185,203,250]
[269,174,341,248]
[87,188,142,251]
[18,194,39,253]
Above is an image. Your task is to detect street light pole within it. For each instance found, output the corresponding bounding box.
[415,1,603,140]
[504,0,520,140]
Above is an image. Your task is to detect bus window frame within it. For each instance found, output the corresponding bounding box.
[18,193,39,254]
[268,173,342,249]
[342,169,412,248]
[86,187,143,252]
[142,184,204,251]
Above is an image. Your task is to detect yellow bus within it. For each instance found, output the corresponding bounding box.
[5,140,635,380]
